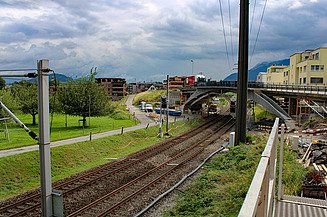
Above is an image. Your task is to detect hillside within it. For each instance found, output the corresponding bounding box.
[224,59,290,81]
[29,73,72,83]
[5,73,71,84]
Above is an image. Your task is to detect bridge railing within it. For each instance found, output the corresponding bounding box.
[204,81,327,94]
[238,118,283,217]
[264,83,327,94]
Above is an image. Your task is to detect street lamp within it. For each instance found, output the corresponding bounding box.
[191,59,194,75]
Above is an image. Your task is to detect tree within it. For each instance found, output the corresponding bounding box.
[0,89,19,118]
[11,81,38,125]
[58,69,108,127]
[0,77,5,90]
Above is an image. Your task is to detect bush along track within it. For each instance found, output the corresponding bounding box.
[164,134,307,217]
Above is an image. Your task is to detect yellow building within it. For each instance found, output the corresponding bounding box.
[293,48,327,85]
[266,47,327,85]
[281,67,290,84]
[266,65,287,84]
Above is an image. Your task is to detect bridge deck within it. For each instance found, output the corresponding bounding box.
[275,195,327,217]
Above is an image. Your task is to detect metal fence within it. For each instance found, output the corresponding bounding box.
[238,118,284,217]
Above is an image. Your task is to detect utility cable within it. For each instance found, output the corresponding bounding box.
[218,0,232,73]
[228,0,235,65]
[50,71,58,134]
[250,0,268,65]
[250,0,258,35]
[134,144,228,217]
[0,69,37,72]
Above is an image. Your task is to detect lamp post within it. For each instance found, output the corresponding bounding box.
[191,59,194,75]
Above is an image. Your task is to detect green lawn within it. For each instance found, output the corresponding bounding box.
[0,113,138,150]
[0,119,202,201]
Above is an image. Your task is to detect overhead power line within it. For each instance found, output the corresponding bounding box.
[0,68,37,72]
[218,0,232,73]
[250,0,268,65]
[228,0,235,65]
[250,0,258,35]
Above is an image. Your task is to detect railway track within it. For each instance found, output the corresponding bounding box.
[0,115,228,217]
[68,116,235,216]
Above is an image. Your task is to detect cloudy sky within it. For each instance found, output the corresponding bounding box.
[0,0,326,82]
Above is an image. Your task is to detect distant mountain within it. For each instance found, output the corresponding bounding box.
[49,73,72,83]
[27,73,72,84]
[224,59,290,81]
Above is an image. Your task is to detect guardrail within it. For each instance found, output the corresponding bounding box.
[238,118,285,217]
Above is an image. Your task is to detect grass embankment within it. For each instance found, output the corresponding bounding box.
[165,134,307,217]
[132,90,166,106]
[254,105,276,121]
[0,119,202,201]
[0,100,137,150]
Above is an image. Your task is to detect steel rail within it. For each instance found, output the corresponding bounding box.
[68,117,235,216]
[57,115,224,194]
[98,148,204,217]
[97,118,235,217]
[0,115,224,216]
[134,144,228,217]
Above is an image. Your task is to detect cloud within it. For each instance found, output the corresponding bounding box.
[289,1,304,9]
[0,0,326,81]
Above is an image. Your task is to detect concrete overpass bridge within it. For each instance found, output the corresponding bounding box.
[183,82,327,129]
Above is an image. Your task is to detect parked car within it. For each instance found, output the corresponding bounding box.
[145,104,153,112]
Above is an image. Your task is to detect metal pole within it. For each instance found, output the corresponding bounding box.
[89,94,91,127]
[0,100,37,139]
[235,0,249,145]
[38,59,53,217]
[159,99,163,138]
[165,75,169,135]
[191,60,194,75]
[278,124,285,200]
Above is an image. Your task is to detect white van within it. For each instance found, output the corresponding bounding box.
[145,104,153,112]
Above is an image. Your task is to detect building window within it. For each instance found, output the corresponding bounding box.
[300,78,302,84]
[310,77,323,84]
[320,65,324,71]
[311,65,324,71]
[303,66,306,72]
[303,77,306,84]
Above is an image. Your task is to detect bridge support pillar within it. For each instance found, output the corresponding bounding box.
[289,98,298,116]
[283,97,290,115]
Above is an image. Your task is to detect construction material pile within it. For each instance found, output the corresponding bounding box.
[298,140,327,166]
[296,139,327,199]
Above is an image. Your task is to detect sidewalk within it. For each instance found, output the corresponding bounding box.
[0,95,156,158]
[0,95,190,158]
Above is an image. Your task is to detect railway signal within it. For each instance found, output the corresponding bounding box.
[161,95,167,108]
